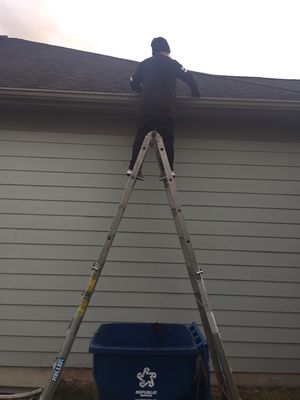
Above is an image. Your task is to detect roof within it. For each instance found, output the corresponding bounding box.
[1,36,300,102]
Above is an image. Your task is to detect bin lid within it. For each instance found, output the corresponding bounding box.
[89,322,207,355]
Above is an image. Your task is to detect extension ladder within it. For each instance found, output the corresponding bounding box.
[39,131,241,400]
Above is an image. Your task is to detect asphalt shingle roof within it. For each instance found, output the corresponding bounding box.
[1,36,300,101]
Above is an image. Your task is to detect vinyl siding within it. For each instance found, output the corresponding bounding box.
[0,129,299,376]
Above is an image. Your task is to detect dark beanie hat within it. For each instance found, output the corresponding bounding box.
[151,37,171,55]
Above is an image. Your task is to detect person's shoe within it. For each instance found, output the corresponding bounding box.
[159,170,175,181]
[126,169,145,181]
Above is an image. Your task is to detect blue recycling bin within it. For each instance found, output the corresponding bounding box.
[89,322,211,400]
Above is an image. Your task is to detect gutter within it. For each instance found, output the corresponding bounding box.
[0,87,300,118]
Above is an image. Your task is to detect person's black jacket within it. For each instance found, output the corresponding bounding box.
[130,54,200,119]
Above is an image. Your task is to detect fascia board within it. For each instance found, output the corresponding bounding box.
[0,87,300,116]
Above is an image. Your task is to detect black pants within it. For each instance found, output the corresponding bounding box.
[129,115,175,170]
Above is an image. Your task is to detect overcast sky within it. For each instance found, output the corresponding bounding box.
[1,0,299,79]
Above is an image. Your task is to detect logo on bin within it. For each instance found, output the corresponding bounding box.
[137,367,157,388]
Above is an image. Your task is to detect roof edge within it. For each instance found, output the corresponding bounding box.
[0,87,300,115]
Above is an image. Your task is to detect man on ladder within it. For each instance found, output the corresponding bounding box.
[127,36,201,180]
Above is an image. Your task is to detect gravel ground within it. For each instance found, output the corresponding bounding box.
[52,379,300,400]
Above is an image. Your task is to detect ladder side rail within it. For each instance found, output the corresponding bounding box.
[197,272,241,400]
[153,133,240,400]
[151,134,228,394]
[152,133,201,278]
[39,134,152,400]
[153,133,220,323]
[95,132,152,269]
